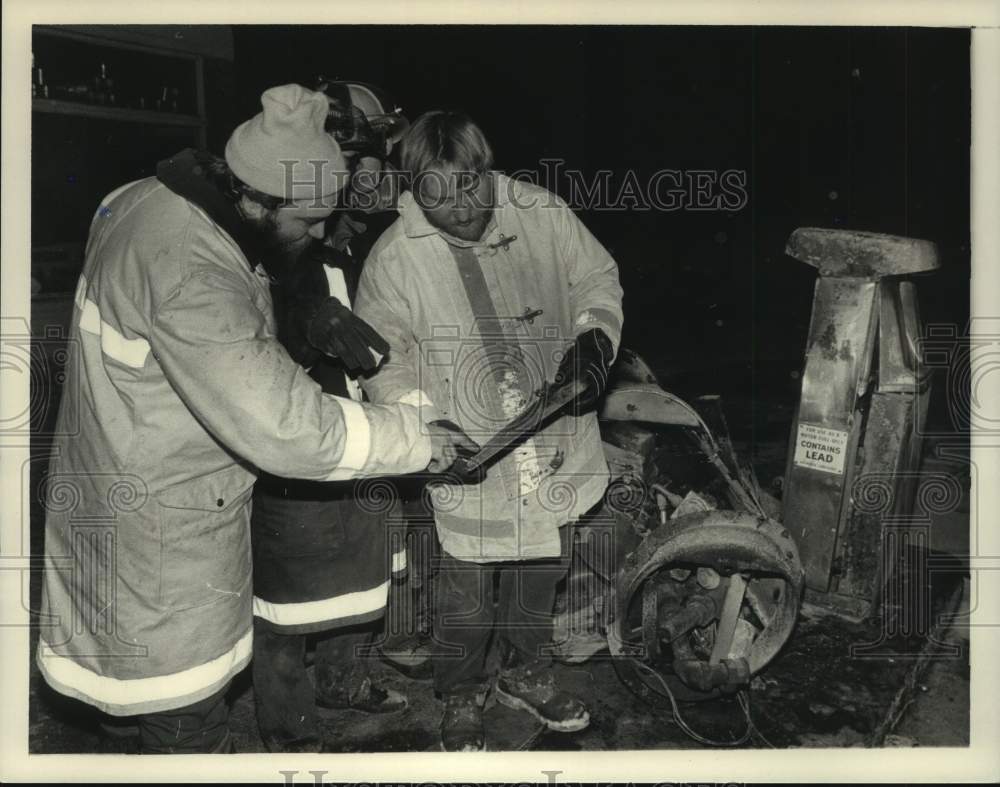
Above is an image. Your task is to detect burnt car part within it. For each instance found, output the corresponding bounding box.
[607,509,803,701]
[567,367,804,745]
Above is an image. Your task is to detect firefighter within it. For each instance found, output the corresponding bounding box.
[36,84,475,754]
[249,81,432,753]
[355,110,623,751]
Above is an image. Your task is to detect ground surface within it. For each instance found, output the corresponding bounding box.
[26,368,971,753]
[27,590,969,753]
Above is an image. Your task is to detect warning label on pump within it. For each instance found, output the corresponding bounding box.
[793,422,849,475]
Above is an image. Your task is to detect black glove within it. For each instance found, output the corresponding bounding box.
[427,419,481,474]
[554,328,614,409]
[304,296,391,372]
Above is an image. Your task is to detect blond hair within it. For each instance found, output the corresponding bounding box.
[401,110,494,178]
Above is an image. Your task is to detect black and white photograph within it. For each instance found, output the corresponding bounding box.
[2,2,998,783]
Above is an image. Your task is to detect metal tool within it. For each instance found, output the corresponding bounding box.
[450,378,589,478]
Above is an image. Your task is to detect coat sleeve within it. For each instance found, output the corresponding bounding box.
[150,263,431,481]
[354,249,442,422]
[552,195,625,355]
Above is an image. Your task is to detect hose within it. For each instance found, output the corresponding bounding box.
[633,660,752,747]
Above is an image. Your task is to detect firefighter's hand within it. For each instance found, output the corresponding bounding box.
[305,296,391,371]
[554,328,614,409]
[426,419,480,474]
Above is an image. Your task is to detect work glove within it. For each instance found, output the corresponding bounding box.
[426,419,480,475]
[554,328,615,410]
[304,296,391,372]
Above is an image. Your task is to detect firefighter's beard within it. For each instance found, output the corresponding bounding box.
[242,210,314,281]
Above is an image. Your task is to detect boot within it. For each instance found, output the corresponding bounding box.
[439,689,487,752]
[495,662,589,732]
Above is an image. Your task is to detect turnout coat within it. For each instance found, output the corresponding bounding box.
[251,219,407,634]
[36,151,431,716]
[355,174,624,563]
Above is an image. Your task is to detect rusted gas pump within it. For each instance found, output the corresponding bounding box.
[781,228,940,620]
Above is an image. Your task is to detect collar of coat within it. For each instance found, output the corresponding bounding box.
[156,148,260,272]
[397,171,517,248]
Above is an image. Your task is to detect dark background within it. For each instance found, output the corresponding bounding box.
[32,25,971,426]
[227,25,971,403]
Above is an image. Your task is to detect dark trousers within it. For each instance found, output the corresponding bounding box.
[252,617,374,749]
[137,684,231,753]
[432,526,571,696]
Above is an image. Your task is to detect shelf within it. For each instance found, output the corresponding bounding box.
[33,98,204,128]
[34,24,234,61]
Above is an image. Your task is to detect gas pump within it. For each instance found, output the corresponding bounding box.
[780,228,940,619]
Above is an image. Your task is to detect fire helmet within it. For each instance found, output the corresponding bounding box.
[315,78,409,159]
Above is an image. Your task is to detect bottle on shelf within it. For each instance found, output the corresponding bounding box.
[105,64,116,106]
[32,54,49,99]
[92,64,103,104]
[93,63,115,105]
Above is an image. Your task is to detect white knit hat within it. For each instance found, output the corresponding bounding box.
[225,84,348,202]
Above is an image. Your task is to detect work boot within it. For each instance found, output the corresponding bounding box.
[439,689,487,752]
[495,662,590,732]
[316,676,408,714]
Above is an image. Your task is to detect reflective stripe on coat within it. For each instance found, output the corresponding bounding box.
[37,176,432,716]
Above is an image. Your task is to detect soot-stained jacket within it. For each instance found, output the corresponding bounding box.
[36,150,431,716]
[355,174,624,562]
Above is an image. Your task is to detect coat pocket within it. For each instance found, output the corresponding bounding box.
[154,464,255,611]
